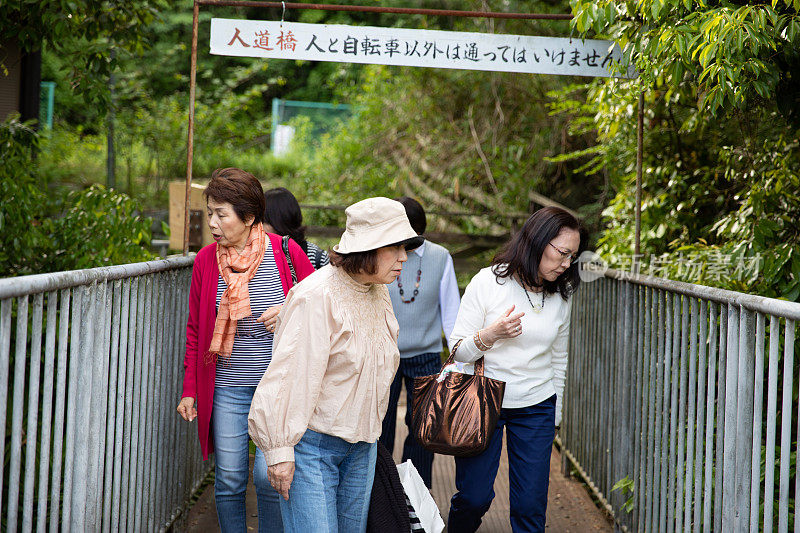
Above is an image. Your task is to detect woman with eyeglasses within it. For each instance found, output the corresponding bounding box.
[446,206,588,533]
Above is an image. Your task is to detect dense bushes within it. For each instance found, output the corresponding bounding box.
[0,116,155,277]
[37,95,305,209]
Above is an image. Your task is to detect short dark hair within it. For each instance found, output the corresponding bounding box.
[329,250,378,276]
[492,207,589,299]
[204,168,265,224]
[395,196,426,235]
[264,187,307,248]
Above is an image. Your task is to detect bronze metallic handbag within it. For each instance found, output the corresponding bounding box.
[410,340,505,457]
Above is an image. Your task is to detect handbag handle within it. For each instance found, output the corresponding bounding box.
[443,339,485,377]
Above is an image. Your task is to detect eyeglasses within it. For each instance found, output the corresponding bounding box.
[549,242,579,264]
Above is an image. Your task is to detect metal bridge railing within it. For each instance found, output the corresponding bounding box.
[0,256,210,532]
[560,269,800,532]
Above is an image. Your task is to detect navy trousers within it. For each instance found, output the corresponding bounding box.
[448,395,556,533]
[379,351,441,488]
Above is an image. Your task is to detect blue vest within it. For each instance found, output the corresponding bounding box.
[388,241,449,358]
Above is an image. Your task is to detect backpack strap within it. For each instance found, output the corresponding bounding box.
[281,235,298,285]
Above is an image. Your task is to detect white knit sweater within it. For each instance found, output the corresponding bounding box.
[449,267,571,425]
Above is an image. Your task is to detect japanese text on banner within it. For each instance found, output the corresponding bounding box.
[210,19,633,78]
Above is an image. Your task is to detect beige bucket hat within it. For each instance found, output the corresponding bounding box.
[333,197,424,254]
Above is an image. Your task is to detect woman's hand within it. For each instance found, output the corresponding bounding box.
[268,461,295,501]
[176,397,197,422]
[257,305,283,333]
[481,305,525,345]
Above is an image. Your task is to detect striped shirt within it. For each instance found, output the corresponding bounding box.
[305,241,330,270]
[215,243,285,386]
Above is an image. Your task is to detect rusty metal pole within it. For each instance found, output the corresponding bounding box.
[184,0,200,255]
[196,0,573,20]
[634,91,644,273]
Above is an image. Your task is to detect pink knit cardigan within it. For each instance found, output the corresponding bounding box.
[181,234,315,460]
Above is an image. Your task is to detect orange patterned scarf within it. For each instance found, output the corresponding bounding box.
[209,222,267,359]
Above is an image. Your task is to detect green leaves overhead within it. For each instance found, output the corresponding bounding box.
[569,0,800,118]
[1,0,165,108]
[557,1,800,300]
[0,116,155,277]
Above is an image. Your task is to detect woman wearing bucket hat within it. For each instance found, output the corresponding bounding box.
[248,197,423,533]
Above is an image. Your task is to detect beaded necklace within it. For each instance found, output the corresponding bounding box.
[397,254,422,303]
[523,284,546,313]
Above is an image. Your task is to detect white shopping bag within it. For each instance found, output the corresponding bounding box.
[395,460,445,533]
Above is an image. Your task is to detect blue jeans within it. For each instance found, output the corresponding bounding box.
[448,395,556,533]
[280,429,377,533]
[212,386,283,533]
[379,351,442,488]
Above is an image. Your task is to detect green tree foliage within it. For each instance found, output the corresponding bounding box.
[1,0,165,107]
[572,0,800,117]
[36,1,520,208]
[0,116,154,276]
[558,0,800,299]
[290,4,606,235]
[40,0,477,129]
[0,117,51,269]
[296,63,602,233]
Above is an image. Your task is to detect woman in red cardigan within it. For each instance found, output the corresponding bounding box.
[176,168,314,533]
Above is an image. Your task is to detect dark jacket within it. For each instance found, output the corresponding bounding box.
[367,442,411,533]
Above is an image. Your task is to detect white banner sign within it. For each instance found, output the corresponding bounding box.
[210,19,630,78]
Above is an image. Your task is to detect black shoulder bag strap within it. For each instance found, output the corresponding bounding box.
[281,235,298,285]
